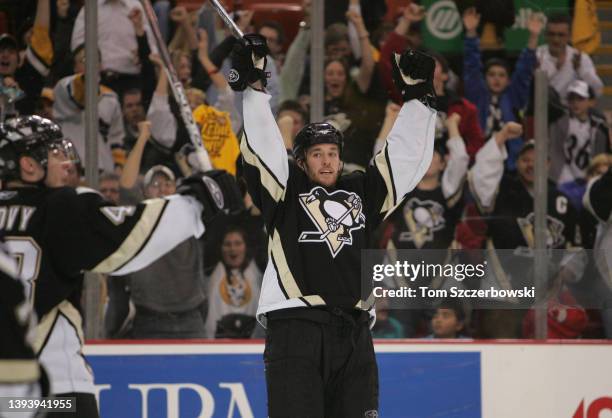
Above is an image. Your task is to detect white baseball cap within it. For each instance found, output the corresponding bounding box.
[567,80,590,99]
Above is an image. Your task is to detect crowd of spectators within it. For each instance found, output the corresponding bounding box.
[2,0,611,339]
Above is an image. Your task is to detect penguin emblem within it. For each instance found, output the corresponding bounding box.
[398,198,445,248]
[298,187,365,257]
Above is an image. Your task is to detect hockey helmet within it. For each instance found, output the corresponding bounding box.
[0,115,73,181]
[292,122,343,160]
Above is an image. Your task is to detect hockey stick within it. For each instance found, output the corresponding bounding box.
[208,0,244,40]
[140,0,213,171]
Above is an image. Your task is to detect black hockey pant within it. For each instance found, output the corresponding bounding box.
[264,307,379,418]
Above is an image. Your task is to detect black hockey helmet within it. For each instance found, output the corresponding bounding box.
[292,122,343,160]
[0,115,71,181]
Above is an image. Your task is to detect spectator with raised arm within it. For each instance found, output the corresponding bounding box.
[53,45,126,172]
[462,8,543,171]
[106,122,209,339]
[70,0,158,99]
[536,13,603,103]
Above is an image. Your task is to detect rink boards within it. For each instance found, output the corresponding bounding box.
[84,340,612,418]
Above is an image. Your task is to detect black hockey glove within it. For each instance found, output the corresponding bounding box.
[177,170,245,225]
[391,49,436,107]
[228,34,270,92]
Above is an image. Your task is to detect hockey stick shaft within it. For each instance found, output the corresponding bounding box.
[140,0,213,171]
[208,0,244,40]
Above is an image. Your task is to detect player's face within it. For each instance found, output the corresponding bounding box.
[431,308,463,338]
[221,231,247,268]
[485,65,509,95]
[0,46,18,76]
[324,61,347,99]
[45,148,71,187]
[301,143,341,187]
[517,148,535,185]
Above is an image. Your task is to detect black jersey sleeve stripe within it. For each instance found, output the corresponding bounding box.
[33,309,59,356]
[270,253,289,300]
[270,229,303,298]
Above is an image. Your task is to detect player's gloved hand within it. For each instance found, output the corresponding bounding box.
[391,49,436,107]
[177,170,245,225]
[228,33,270,91]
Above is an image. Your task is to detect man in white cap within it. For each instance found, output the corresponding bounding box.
[549,79,610,187]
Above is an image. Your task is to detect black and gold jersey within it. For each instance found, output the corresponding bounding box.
[240,88,436,325]
[0,186,204,394]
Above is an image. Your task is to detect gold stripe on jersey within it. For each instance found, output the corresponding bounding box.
[486,239,519,304]
[32,307,58,354]
[374,144,398,215]
[270,228,302,298]
[355,292,376,310]
[467,171,499,214]
[32,301,84,354]
[0,359,40,383]
[302,295,326,306]
[240,132,285,203]
[447,175,467,208]
[92,199,166,273]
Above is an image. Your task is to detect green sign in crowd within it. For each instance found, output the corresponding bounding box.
[422,0,570,53]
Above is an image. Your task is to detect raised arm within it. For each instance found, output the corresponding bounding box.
[468,122,523,213]
[372,50,437,216]
[120,121,151,189]
[462,8,487,104]
[229,34,288,223]
[346,9,374,93]
[441,113,470,199]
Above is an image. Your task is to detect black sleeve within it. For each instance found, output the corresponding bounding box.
[588,168,612,222]
[14,62,44,116]
[210,35,238,68]
[44,188,204,277]
[137,34,156,107]
[50,16,76,84]
[191,49,212,92]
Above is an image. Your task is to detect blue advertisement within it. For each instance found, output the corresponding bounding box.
[89,350,481,418]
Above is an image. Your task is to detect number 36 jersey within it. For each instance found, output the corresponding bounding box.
[0,186,204,394]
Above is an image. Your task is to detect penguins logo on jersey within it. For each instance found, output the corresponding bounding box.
[298,187,365,257]
[517,212,566,249]
[398,198,445,248]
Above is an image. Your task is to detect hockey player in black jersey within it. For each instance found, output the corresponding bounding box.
[230,34,436,417]
[0,115,237,417]
[0,243,49,418]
